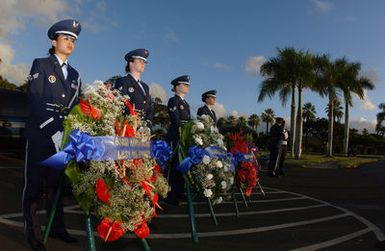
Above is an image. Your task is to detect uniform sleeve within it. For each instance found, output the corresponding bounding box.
[168,98,180,128]
[114,78,127,95]
[197,107,203,117]
[27,59,62,137]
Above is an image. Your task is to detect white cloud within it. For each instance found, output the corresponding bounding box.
[0,0,68,85]
[0,44,29,84]
[245,56,266,76]
[358,90,376,111]
[230,110,239,117]
[361,69,379,84]
[212,102,227,118]
[350,117,376,133]
[149,83,168,104]
[164,31,179,42]
[213,63,230,70]
[311,0,335,13]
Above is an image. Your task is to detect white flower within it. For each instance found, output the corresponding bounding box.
[202,155,211,165]
[213,196,223,204]
[206,174,213,180]
[216,160,223,168]
[195,122,205,130]
[221,181,227,189]
[203,189,213,198]
[210,126,215,133]
[217,138,224,146]
[194,136,203,145]
[229,177,234,185]
[223,165,229,172]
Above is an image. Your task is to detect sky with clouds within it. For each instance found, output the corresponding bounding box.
[1,0,384,132]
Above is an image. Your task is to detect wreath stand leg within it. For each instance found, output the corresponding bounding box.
[43,178,63,244]
[140,238,151,251]
[85,215,97,251]
[183,175,198,243]
[239,187,249,208]
[207,198,218,225]
[231,189,240,217]
[257,181,266,196]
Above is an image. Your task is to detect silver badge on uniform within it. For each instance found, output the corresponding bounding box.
[129,87,134,93]
[180,105,184,110]
[48,75,56,84]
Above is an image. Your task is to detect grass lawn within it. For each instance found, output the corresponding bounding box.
[283,153,385,169]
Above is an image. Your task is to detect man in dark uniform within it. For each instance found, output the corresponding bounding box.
[197,89,217,124]
[114,49,153,126]
[166,75,191,205]
[268,117,286,177]
[23,19,81,251]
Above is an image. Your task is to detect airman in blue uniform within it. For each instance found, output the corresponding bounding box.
[114,49,153,126]
[165,75,191,205]
[197,89,217,124]
[23,19,81,251]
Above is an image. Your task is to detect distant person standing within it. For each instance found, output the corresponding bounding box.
[274,119,289,176]
[23,19,81,251]
[197,89,217,124]
[166,75,191,205]
[114,49,153,126]
[268,117,285,177]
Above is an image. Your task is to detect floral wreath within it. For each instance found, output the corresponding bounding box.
[51,81,170,241]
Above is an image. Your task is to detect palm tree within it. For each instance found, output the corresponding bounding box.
[376,103,385,136]
[247,114,260,135]
[259,47,314,158]
[261,108,275,134]
[325,99,343,123]
[314,55,347,157]
[302,102,316,150]
[227,115,237,128]
[237,116,248,130]
[337,61,375,155]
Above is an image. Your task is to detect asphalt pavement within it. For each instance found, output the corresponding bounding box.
[0,153,384,251]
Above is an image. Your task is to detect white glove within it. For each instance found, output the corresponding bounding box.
[51,131,63,152]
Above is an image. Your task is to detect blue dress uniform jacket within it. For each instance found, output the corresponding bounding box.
[25,55,81,141]
[166,95,191,145]
[197,105,217,124]
[23,54,81,243]
[114,74,153,124]
[165,95,191,202]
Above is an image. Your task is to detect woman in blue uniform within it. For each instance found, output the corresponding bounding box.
[23,19,81,251]
[114,49,153,126]
[165,75,191,205]
[197,89,217,124]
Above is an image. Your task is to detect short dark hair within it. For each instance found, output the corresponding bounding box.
[47,34,59,55]
[125,58,135,73]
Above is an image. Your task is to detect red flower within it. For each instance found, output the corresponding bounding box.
[115,120,135,137]
[79,98,101,120]
[95,178,111,205]
[124,100,137,116]
[133,159,142,167]
[134,218,150,239]
[97,217,126,242]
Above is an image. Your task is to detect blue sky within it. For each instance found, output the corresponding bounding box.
[1,0,384,131]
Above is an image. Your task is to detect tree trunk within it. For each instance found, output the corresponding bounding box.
[327,96,334,157]
[295,86,303,159]
[343,102,350,156]
[290,85,296,158]
[266,122,269,135]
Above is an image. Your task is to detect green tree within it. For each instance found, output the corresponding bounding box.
[302,102,316,150]
[259,47,315,159]
[261,108,275,134]
[325,99,344,123]
[247,114,260,135]
[376,103,385,136]
[314,55,346,157]
[337,61,374,155]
